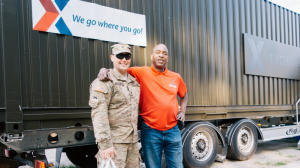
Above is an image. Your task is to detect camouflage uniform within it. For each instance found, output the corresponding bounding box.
[89,69,140,168]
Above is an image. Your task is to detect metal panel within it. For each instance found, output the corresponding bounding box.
[0,0,5,109]
[244,33,300,80]
[0,109,5,122]
[227,0,236,105]
[1,0,300,129]
[1,0,23,133]
[266,2,273,105]
[199,0,208,106]
[261,125,300,142]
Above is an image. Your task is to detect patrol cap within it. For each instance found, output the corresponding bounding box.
[111,44,131,55]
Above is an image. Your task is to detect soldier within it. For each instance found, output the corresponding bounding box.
[98,44,188,168]
[89,44,140,168]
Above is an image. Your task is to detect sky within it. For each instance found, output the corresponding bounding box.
[268,0,300,14]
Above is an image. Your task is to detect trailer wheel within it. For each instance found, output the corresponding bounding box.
[65,145,98,168]
[227,122,258,161]
[183,125,218,168]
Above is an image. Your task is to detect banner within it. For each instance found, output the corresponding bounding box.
[31,0,147,46]
[244,33,300,80]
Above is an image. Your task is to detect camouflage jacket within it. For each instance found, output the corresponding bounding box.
[89,69,140,150]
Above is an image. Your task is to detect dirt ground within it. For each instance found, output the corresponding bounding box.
[211,138,300,168]
[19,138,300,168]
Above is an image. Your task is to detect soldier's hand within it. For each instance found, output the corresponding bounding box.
[98,68,112,81]
[101,146,117,160]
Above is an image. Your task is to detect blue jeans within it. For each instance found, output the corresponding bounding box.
[141,121,183,168]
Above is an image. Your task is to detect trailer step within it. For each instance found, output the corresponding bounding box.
[260,125,300,142]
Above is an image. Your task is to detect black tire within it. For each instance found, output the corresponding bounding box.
[181,122,198,142]
[182,125,218,168]
[227,122,258,161]
[65,145,98,168]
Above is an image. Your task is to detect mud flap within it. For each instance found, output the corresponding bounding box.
[215,145,228,163]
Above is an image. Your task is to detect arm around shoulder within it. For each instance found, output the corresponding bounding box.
[97,68,112,81]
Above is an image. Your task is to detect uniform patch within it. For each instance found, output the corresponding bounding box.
[95,86,105,92]
[115,82,124,86]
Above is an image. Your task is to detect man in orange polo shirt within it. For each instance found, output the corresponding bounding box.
[98,44,188,168]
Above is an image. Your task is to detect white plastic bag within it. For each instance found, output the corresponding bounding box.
[99,158,117,168]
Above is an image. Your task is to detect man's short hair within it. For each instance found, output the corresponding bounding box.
[152,44,168,54]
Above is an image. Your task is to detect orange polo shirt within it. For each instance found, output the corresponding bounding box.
[127,65,187,131]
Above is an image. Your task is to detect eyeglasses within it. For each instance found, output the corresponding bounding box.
[115,53,131,60]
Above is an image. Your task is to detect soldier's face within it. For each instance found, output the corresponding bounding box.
[111,52,131,72]
[151,45,168,69]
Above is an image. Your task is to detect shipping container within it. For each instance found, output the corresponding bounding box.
[1,0,300,168]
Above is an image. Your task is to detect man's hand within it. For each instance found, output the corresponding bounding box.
[176,111,185,122]
[98,68,112,81]
[178,93,188,122]
[101,146,117,160]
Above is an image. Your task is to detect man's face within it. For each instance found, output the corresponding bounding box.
[151,45,169,69]
[111,52,131,72]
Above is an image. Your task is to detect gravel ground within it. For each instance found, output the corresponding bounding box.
[19,138,300,168]
[211,138,300,168]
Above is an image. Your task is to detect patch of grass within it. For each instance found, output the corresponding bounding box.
[60,165,77,168]
[266,162,271,166]
[276,150,283,156]
[273,162,287,166]
[286,155,296,158]
[255,161,264,165]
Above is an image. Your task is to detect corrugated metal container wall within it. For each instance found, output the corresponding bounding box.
[1,0,300,111]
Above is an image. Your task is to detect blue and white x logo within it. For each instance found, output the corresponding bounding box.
[247,38,265,72]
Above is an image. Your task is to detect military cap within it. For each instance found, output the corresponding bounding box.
[111,44,131,55]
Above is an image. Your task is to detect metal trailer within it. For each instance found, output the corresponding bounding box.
[1,0,300,167]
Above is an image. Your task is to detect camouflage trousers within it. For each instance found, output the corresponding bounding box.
[96,142,140,168]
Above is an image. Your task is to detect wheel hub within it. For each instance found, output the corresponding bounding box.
[191,132,213,161]
[242,135,248,143]
[198,140,206,150]
[237,127,254,153]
